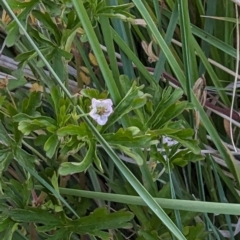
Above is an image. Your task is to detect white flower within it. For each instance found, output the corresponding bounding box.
[89,98,113,125]
[162,136,178,147]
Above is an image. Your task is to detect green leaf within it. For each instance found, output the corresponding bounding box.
[90,231,110,240]
[5,24,19,47]
[56,48,73,60]
[0,218,18,240]
[13,113,57,135]
[1,184,23,208]
[41,0,62,17]
[13,148,37,172]
[31,10,61,43]
[116,145,143,165]
[9,180,31,208]
[184,223,209,239]
[57,123,90,137]
[154,101,191,129]
[0,122,15,146]
[16,119,57,135]
[150,145,167,165]
[7,78,27,91]
[50,86,61,115]
[103,127,157,148]
[0,218,16,232]
[34,134,49,146]
[119,75,132,95]
[138,230,160,240]
[80,88,100,99]
[22,91,42,115]
[170,128,194,138]
[16,120,43,135]
[57,111,71,128]
[102,81,148,131]
[0,149,13,193]
[58,142,95,175]
[170,149,204,166]
[59,137,85,156]
[0,96,6,108]
[7,0,38,9]
[132,98,147,109]
[52,50,67,82]
[170,158,187,167]
[42,229,71,240]
[62,28,79,53]
[29,27,56,46]
[7,208,64,225]
[147,87,184,127]
[13,113,56,125]
[44,134,59,158]
[69,208,134,233]
[14,50,37,62]
[167,136,200,155]
[93,148,104,173]
[152,127,193,137]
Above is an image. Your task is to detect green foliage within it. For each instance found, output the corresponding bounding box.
[0,0,239,239]
[103,127,157,148]
[0,206,133,239]
[58,141,95,175]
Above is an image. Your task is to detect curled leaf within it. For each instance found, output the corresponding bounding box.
[30,83,43,92]
[89,52,98,66]
[79,70,91,85]
[141,41,159,63]
[58,142,94,176]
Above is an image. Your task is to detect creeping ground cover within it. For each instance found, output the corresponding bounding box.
[0,0,240,239]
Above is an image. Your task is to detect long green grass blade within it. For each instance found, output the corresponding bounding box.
[71,1,122,104]
[109,0,136,79]
[153,2,179,81]
[178,0,196,100]
[111,28,156,85]
[34,185,240,215]
[99,16,122,93]
[132,0,187,90]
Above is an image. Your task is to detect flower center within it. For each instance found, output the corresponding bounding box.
[96,106,107,115]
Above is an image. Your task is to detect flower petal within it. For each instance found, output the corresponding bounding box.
[89,98,113,125]
[91,98,100,108]
[102,99,113,106]
[104,107,113,117]
[97,115,108,125]
[89,109,98,120]
[163,136,178,147]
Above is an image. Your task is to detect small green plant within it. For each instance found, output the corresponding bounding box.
[0,0,240,239]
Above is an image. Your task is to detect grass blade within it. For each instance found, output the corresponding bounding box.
[34,185,240,215]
